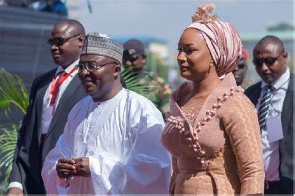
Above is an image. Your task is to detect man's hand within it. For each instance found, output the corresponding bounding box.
[56,158,76,179]
[7,187,23,196]
[72,157,91,177]
[56,157,90,179]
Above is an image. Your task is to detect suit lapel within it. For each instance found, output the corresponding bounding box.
[281,73,293,135]
[47,75,82,136]
[249,82,262,106]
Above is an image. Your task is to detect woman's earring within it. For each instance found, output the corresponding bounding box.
[208,61,214,73]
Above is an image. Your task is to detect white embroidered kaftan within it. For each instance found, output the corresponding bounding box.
[41,89,171,194]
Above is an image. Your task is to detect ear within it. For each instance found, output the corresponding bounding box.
[209,58,215,66]
[141,54,147,63]
[114,64,121,77]
[78,35,85,48]
[282,52,288,64]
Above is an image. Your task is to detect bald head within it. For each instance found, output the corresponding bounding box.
[254,35,285,55]
[54,19,85,36]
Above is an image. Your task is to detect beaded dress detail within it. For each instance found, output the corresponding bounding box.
[165,77,243,165]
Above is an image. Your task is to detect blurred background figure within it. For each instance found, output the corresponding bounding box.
[29,0,68,16]
[232,49,249,89]
[122,39,172,118]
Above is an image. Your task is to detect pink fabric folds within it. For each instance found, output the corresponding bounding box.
[187,21,242,77]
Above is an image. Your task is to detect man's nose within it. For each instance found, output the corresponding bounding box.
[261,63,269,71]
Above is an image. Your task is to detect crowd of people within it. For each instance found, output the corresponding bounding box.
[6,2,294,195]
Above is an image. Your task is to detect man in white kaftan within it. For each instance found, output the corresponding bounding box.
[41,32,171,195]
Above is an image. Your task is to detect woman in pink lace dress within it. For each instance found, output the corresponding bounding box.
[161,3,264,195]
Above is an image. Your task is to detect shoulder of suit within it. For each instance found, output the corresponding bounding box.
[290,72,294,79]
[244,81,262,94]
[35,68,56,80]
[32,68,56,85]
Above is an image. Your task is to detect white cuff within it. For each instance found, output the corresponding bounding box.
[8,182,23,190]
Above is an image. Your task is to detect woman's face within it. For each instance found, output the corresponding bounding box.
[177,28,213,82]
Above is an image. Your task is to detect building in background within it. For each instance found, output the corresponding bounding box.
[0,3,66,88]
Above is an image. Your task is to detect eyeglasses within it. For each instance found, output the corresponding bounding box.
[75,61,115,72]
[252,54,283,67]
[47,34,81,47]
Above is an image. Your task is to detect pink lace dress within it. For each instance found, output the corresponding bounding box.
[161,74,264,194]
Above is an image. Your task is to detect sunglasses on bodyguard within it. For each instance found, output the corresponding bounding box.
[237,63,246,69]
[252,53,283,67]
[47,34,81,47]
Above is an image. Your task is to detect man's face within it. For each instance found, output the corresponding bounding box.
[77,55,120,102]
[48,23,83,68]
[253,42,287,84]
[123,53,146,72]
[232,59,247,86]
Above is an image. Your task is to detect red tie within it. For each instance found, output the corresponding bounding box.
[49,67,76,112]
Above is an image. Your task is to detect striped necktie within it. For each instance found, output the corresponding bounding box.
[258,85,273,131]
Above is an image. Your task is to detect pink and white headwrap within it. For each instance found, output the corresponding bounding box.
[187,3,242,77]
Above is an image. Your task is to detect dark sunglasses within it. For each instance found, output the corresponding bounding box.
[126,56,139,63]
[252,54,283,67]
[237,63,246,69]
[123,52,146,63]
[47,34,81,47]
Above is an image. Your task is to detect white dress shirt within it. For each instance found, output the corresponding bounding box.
[257,68,290,182]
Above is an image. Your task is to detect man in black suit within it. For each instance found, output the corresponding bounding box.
[7,19,87,194]
[245,35,294,194]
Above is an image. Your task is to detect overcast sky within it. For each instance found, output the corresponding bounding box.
[74,0,294,57]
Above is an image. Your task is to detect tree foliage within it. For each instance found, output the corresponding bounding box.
[0,69,29,192]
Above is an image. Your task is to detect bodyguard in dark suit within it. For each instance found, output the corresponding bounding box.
[7,19,87,194]
[245,35,294,194]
